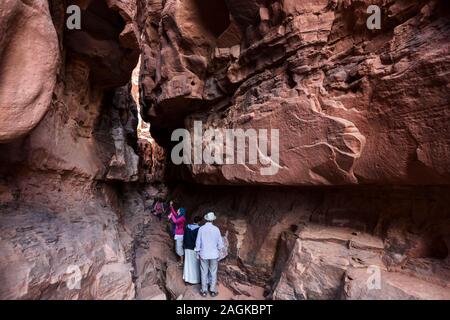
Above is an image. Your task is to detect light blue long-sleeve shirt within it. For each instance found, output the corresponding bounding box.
[195,222,224,260]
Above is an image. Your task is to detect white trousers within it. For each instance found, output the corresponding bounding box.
[183,249,200,284]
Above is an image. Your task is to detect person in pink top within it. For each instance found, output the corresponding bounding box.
[168,201,187,266]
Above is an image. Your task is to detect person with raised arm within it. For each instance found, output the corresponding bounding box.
[168,201,187,266]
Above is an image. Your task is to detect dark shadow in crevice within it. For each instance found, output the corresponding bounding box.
[193,0,230,38]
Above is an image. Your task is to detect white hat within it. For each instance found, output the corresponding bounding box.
[204,212,217,221]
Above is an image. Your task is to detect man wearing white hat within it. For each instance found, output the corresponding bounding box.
[195,211,224,297]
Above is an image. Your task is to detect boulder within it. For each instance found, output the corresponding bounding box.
[0,0,59,142]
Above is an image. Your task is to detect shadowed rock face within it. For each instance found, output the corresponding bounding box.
[139,0,450,186]
[0,0,141,299]
[170,184,450,300]
[65,0,139,88]
[133,0,450,300]
[0,0,139,143]
[0,0,449,301]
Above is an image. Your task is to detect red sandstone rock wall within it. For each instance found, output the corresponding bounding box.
[136,0,450,300]
[172,184,450,299]
[0,0,449,301]
[0,0,142,299]
[139,0,450,186]
[0,0,59,143]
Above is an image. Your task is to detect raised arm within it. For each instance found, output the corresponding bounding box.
[168,205,177,220]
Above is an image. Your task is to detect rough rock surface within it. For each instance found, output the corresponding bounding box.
[139,0,450,186]
[0,0,141,299]
[0,0,59,142]
[172,184,450,300]
[134,0,450,299]
[0,177,135,300]
[119,186,265,300]
[271,224,450,300]
[0,0,449,301]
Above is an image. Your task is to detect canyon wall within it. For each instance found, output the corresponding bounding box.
[171,184,450,299]
[0,0,449,300]
[137,0,450,299]
[139,0,450,186]
[0,0,143,299]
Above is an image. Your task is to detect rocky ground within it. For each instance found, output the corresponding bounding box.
[120,185,266,300]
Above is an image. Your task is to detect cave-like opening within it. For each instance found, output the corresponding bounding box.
[430,237,449,260]
[193,0,230,38]
[64,0,138,88]
[80,0,125,40]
